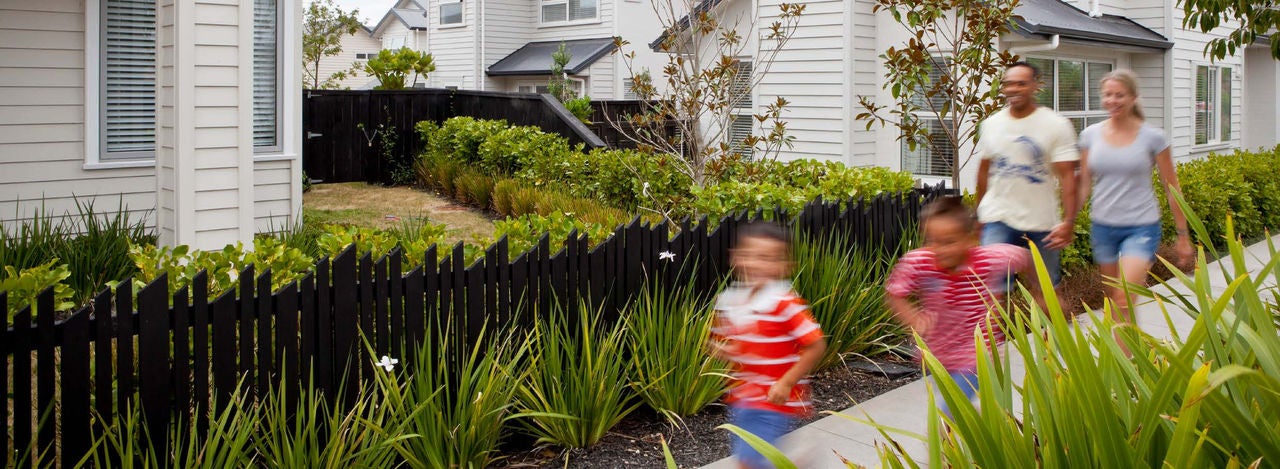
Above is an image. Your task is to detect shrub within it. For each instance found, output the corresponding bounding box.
[564,96,594,123]
[791,232,900,369]
[624,277,727,421]
[690,164,917,221]
[516,301,639,448]
[373,326,532,468]
[492,212,614,261]
[476,125,573,175]
[1,260,75,319]
[129,236,315,299]
[491,179,522,216]
[430,117,510,164]
[316,221,449,267]
[1155,147,1280,247]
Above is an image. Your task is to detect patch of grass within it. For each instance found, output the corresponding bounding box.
[303,182,495,244]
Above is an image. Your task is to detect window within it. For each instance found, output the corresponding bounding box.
[440,0,462,25]
[900,58,954,177]
[1025,57,1112,134]
[728,60,753,157]
[541,0,597,23]
[1195,65,1232,145]
[100,0,157,160]
[518,80,582,95]
[253,0,281,151]
[728,114,754,158]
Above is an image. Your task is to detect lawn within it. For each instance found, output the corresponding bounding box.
[303,182,495,244]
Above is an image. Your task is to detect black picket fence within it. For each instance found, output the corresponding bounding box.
[1,186,945,467]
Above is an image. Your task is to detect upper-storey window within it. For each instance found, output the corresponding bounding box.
[440,0,463,25]
[541,0,598,24]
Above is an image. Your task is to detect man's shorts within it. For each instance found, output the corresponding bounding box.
[981,220,1063,287]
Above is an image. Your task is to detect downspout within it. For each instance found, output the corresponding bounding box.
[1007,33,1059,55]
[478,0,485,91]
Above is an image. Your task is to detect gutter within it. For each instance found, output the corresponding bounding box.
[1007,33,1059,55]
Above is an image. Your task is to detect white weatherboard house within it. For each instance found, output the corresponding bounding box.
[0,0,303,250]
[657,0,1280,189]
[342,0,674,99]
[314,24,382,89]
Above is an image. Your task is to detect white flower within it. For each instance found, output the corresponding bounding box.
[659,251,676,262]
[642,182,651,198]
[376,355,399,372]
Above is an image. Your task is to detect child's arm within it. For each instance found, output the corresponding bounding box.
[767,337,826,405]
[887,294,932,333]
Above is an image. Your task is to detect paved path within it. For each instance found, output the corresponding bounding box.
[702,235,1278,468]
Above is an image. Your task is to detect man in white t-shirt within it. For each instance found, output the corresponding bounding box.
[975,61,1080,289]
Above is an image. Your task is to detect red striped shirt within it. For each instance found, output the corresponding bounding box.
[885,244,1030,371]
[712,280,824,416]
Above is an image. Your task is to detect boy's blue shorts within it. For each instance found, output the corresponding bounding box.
[729,404,795,469]
[936,370,979,419]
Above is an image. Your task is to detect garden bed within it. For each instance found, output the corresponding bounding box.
[496,359,919,468]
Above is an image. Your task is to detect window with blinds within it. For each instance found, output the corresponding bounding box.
[1025,56,1111,135]
[101,0,156,160]
[730,60,752,109]
[728,114,753,159]
[254,0,280,151]
[541,0,598,23]
[1194,65,1232,145]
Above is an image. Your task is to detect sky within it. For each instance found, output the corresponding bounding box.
[316,0,397,26]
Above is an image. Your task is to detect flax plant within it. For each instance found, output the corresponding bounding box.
[255,376,401,468]
[372,325,533,468]
[625,275,728,422]
[80,391,258,468]
[516,300,640,448]
[791,232,900,369]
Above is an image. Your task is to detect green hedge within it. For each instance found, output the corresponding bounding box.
[1157,145,1280,247]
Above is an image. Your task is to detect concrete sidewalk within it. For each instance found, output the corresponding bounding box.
[702,235,1279,468]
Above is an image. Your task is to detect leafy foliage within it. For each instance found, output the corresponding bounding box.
[563,96,594,124]
[855,0,1019,188]
[365,47,436,90]
[302,0,364,89]
[1,260,75,319]
[127,236,315,299]
[692,161,917,220]
[1155,145,1280,248]
[1179,0,1280,61]
[491,212,615,262]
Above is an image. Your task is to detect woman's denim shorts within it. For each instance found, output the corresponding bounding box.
[1091,222,1162,265]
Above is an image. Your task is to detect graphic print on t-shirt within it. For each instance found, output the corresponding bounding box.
[992,135,1047,184]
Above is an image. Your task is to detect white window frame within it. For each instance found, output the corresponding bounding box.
[1194,64,1232,146]
[84,0,157,169]
[516,78,584,95]
[254,0,284,154]
[85,0,296,168]
[439,0,463,26]
[538,0,600,26]
[1025,56,1114,135]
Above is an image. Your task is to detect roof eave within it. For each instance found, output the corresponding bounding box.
[1011,18,1173,51]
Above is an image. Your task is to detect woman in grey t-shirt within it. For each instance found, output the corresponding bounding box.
[1078,69,1193,336]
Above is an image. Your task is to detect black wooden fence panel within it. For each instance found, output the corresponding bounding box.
[303,89,615,184]
[1,186,946,467]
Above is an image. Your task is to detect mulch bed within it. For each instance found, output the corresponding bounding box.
[494,360,919,468]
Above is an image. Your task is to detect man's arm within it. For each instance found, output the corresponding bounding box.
[976,159,992,207]
[1045,161,1079,250]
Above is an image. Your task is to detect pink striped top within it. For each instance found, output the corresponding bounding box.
[885,244,1030,371]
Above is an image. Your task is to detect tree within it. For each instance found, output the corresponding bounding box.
[364,48,436,90]
[854,0,1018,189]
[610,0,805,187]
[1179,0,1280,61]
[303,0,364,89]
[546,43,595,123]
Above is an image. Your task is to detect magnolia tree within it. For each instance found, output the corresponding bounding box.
[1179,0,1280,60]
[855,0,1019,189]
[303,0,363,89]
[610,1,805,187]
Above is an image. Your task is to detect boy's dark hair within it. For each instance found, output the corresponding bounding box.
[920,195,975,232]
[1007,61,1041,80]
[736,221,792,247]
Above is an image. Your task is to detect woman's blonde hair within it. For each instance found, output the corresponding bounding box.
[1100,69,1144,120]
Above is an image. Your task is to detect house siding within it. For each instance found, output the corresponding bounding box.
[0,0,156,227]
[317,29,379,89]
[1169,8,1243,162]
[848,0,878,166]
[756,0,846,162]
[480,0,531,91]
[425,0,476,89]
